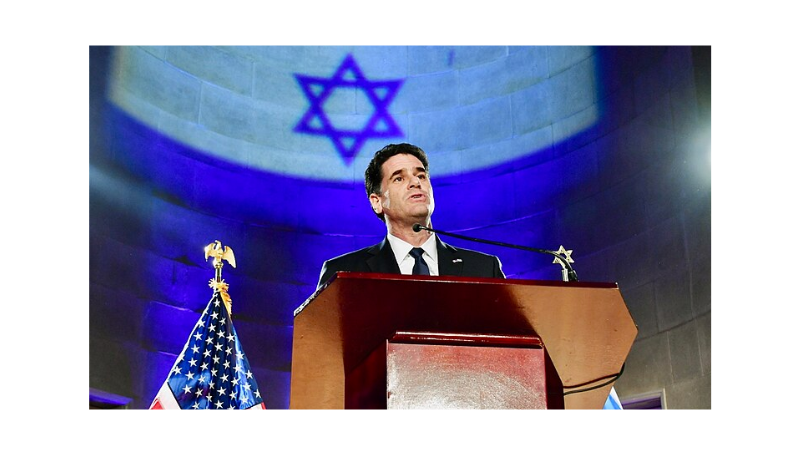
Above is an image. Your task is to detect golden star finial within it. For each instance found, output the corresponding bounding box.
[552,245,575,266]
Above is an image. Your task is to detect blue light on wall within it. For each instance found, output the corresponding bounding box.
[107,46,599,181]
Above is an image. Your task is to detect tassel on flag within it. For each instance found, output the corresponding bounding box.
[150,241,266,410]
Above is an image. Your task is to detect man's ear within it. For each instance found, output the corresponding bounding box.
[369,193,383,216]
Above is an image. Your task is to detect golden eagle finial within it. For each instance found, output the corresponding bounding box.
[204,240,236,314]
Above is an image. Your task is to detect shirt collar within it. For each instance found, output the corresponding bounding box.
[387,232,438,264]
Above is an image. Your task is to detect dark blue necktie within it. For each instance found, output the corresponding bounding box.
[409,247,430,275]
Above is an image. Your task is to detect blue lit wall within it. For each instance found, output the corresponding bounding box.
[90,46,711,409]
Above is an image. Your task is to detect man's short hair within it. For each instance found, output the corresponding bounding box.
[364,143,430,220]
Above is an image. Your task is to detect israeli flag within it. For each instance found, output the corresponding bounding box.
[603,387,623,410]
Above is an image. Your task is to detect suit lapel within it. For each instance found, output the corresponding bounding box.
[366,237,401,275]
[436,236,464,277]
[364,236,464,276]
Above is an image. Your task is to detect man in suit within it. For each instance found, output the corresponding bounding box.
[317,143,504,289]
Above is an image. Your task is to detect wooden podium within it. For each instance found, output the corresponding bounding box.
[290,272,638,409]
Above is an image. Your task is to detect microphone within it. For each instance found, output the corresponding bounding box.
[412,223,579,282]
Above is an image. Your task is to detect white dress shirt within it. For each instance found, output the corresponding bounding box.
[386,233,439,276]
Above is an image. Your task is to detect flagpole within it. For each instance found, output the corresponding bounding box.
[204,240,236,315]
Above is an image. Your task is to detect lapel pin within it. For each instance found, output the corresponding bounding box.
[452,259,463,263]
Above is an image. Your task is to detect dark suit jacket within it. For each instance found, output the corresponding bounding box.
[317,235,505,289]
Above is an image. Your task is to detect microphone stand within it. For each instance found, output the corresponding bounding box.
[413,224,579,282]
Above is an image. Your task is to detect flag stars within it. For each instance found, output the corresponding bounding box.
[159,291,264,410]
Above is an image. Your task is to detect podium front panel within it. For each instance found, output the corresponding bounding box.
[387,339,552,409]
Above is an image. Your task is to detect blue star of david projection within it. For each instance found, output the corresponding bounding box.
[294,54,405,164]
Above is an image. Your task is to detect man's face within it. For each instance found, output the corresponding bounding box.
[370,153,435,226]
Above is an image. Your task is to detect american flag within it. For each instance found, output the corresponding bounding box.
[150,290,265,409]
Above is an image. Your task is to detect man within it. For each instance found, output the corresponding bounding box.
[317,143,505,289]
